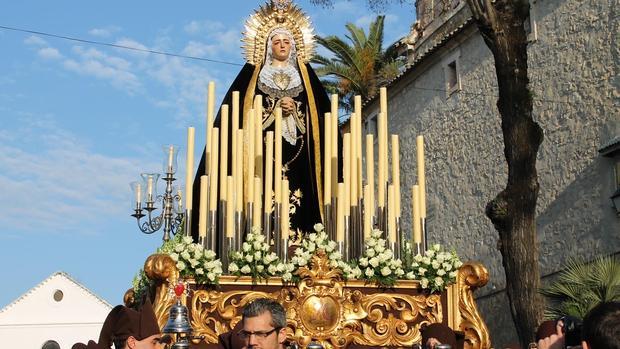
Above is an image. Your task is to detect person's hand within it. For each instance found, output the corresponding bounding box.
[426,337,441,349]
[280,97,295,116]
[536,322,565,349]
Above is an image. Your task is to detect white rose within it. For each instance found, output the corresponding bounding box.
[254,251,262,260]
[365,268,375,277]
[443,263,452,271]
[435,277,444,286]
[381,266,392,276]
[422,257,431,265]
[268,264,277,274]
[295,247,303,256]
[421,277,429,288]
[282,272,292,281]
[174,244,184,253]
[308,242,316,252]
[369,257,379,268]
[414,254,423,262]
[189,259,199,268]
[366,248,376,257]
[170,253,179,261]
[395,268,405,276]
[183,236,193,244]
[241,265,251,274]
[242,242,251,252]
[245,254,254,263]
[255,234,265,242]
[437,269,446,276]
[367,238,377,247]
[181,251,191,260]
[432,243,441,251]
[309,233,317,242]
[425,249,435,258]
[406,271,415,279]
[313,223,324,232]
[418,267,427,276]
[276,263,285,272]
[359,258,369,267]
[195,268,204,275]
[208,272,216,281]
[228,263,239,273]
[253,241,262,250]
[176,261,186,271]
[432,261,441,270]
[204,250,216,259]
[256,265,264,272]
[454,260,463,268]
[371,229,382,238]
[449,271,458,278]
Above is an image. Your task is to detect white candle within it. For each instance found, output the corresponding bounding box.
[209,129,219,213]
[366,134,375,215]
[324,113,332,204]
[377,112,386,208]
[412,185,422,243]
[336,182,345,242]
[253,177,262,230]
[147,175,154,202]
[254,95,263,182]
[330,94,338,199]
[198,175,208,238]
[388,184,396,242]
[226,176,234,238]
[235,129,244,213]
[167,145,174,172]
[246,109,255,205]
[264,131,274,214]
[343,133,351,214]
[274,108,283,204]
[135,183,142,204]
[350,114,358,205]
[231,91,239,197]
[219,105,229,201]
[185,127,195,213]
[392,135,401,218]
[206,82,215,174]
[416,135,426,218]
[282,179,289,240]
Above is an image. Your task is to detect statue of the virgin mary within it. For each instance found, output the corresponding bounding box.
[191,0,337,243]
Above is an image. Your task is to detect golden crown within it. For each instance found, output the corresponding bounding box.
[243,0,316,65]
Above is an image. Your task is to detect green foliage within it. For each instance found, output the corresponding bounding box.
[312,15,404,112]
[540,255,620,319]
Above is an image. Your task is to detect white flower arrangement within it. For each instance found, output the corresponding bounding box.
[357,229,405,287]
[405,243,463,293]
[289,223,362,280]
[228,227,295,281]
[160,235,223,285]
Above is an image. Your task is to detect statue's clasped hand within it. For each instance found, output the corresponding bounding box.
[280,96,295,116]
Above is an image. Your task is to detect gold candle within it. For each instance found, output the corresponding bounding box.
[324,113,332,203]
[391,135,401,217]
[416,135,426,218]
[226,176,234,238]
[235,129,244,213]
[219,105,229,201]
[336,182,345,242]
[198,175,208,238]
[412,185,422,243]
[209,129,219,213]
[282,179,289,240]
[185,127,195,213]
[274,107,283,204]
[264,131,274,214]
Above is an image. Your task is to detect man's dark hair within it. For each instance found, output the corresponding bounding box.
[582,301,620,349]
[242,298,287,328]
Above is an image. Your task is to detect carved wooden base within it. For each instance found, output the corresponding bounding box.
[135,251,490,349]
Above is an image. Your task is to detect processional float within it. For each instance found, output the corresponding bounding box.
[127,1,491,349]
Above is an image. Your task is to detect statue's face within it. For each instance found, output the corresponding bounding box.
[271,33,292,63]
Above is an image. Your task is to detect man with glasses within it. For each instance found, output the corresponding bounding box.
[218,298,288,349]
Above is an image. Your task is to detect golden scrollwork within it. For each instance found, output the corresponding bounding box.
[143,253,178,329]
[145,252,491,349]
[456,262,491,349]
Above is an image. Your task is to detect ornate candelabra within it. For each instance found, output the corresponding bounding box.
[130,145,185,241]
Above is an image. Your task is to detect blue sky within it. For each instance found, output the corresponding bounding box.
[0,0,415,307]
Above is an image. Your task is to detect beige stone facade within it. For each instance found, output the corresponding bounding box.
[362,0,619,346]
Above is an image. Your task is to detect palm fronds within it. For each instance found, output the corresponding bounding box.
[540,255,620,320]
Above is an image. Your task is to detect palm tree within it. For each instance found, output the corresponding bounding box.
[312,15,403,112]
[540,255,620,320]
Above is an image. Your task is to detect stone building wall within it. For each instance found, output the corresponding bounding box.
[364,0,619,346]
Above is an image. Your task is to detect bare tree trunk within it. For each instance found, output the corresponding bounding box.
[464,0,545,346]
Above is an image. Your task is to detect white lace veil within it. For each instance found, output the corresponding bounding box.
[264,27,298,67]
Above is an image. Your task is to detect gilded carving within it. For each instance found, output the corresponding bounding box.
[144,252,491,349]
